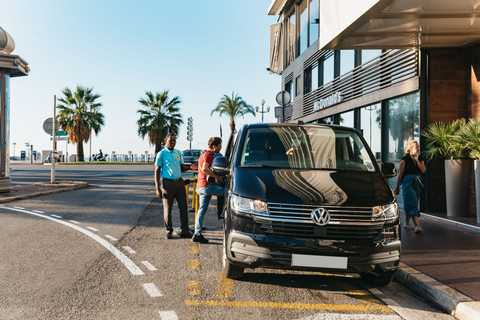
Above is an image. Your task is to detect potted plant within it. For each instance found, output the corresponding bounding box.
[422,119,472,217]
[456,118,480,223]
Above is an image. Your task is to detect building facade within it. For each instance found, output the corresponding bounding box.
[268,0,480,216]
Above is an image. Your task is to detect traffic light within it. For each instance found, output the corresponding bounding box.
[187,117,193,148]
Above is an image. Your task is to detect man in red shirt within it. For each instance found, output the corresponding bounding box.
[192,137,226,244]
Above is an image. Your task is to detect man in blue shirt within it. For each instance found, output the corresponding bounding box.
[155,134,198,239]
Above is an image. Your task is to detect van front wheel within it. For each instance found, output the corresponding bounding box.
[222,234,244,279]
[360,269,396,287]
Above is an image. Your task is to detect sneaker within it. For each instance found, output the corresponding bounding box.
[191,234,209,244]
[165,233,172,239]
[179,232,193,238]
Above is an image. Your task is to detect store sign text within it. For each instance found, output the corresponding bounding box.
[313,92,343,111]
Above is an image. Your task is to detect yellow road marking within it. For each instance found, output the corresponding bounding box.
[188,245,200,254]
[213,274,234,298]
[188,259,201,270]
[187,281,203,295]
[185,300,393,312]
[329,277,381,304]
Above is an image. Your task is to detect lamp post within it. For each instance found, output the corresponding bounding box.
[12,142,15,160]
[255,99,270,122]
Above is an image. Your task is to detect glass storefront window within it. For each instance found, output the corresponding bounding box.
[339,110,354,128]
[299,0,308,54]
[295,76,301,96]
[318,116,334,124]
[387,92,420,162]
[285,81,293,102]
[312,62,318,90]
[340,50,355,76]
[360,103,381,160]
[304,67,312,94]
[309,0,319,45]
[361,50,382,64]
[323,52,334,87]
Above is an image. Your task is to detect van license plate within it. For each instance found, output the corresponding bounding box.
[291,254,347,269]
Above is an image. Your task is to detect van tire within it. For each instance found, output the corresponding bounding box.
[360,269,396,286]
[222,233,244,279]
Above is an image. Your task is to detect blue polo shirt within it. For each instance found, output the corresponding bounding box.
[155,148,184,180]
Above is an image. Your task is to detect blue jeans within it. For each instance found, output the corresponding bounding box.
[195,184,227,236]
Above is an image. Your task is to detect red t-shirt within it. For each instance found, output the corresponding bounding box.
[197,150,214,189]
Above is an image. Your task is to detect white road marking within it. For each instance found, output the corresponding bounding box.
[1,207,145,276]
[141,261,158,271]
[13,206,24,209]
[86,227,99,232]
[122,246,136,254]
[158,311,178,320]
[142,283,163,297]
[105,235,118,241]
[33,210,44,213]
[50,214,62,219]
[294,314,401,320]
[69,220,80,224]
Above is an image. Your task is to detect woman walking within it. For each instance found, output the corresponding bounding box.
[394,140,426,233]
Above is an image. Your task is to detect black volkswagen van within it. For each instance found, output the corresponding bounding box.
[212,123,400,286]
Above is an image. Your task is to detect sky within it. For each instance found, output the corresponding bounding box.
[1,0,280,160]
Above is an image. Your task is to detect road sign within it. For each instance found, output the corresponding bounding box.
[43,117,60,135]
[55,130,68,136]
[50,136,69,141]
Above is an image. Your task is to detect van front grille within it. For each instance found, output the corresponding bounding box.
[251,203,383,241]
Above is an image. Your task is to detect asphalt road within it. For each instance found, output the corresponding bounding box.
[0,164,456,319]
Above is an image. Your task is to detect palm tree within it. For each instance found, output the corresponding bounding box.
[211,92,255,133]
[137,90,183,154]
[57,85,105,162]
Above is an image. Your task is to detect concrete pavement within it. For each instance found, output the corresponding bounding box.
[1,181,479,319]
[396,211,480,320]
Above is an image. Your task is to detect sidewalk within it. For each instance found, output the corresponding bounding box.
[395,211,480,320]
[0,182,478,319]
[0,181,88,203]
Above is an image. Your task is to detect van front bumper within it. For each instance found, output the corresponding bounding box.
[225,231,401,273]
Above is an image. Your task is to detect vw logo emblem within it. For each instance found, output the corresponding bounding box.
[312,208,330,226]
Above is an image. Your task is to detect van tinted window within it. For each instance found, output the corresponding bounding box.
[239,126,376,172]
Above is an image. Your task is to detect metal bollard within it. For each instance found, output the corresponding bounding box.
[184,179,190,208]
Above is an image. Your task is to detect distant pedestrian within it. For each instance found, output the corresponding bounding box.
[394,140,426,233]
[192,137,226,244]
[155,134,198,239]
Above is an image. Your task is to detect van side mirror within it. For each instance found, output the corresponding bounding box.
[381,162,397,178]
[212,156,229,174]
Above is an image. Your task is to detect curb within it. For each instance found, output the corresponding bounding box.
[0,182,88,203]
[395,262,480,320]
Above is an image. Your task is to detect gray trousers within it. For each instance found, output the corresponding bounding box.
[161,178,189,234]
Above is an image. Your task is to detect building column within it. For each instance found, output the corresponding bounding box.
[0,68,11,191]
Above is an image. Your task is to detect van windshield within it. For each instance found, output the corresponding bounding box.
[239,126,377,172]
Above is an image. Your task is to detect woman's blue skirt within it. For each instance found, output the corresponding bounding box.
[402,174,422,217]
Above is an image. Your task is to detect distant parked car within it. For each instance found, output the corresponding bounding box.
[182,149,203,165]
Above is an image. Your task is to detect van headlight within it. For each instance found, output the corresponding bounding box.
[372,203,398,221]
[230,194,268,218]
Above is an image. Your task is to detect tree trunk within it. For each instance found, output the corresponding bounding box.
[154,143,162,156]
[230,121,236,134]
[77,142,85,162]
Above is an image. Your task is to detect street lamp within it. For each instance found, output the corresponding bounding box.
[255,99,270,122]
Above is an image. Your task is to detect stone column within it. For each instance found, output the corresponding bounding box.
[0,26,30,192]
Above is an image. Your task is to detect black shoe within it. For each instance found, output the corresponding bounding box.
[191,234,209,244]
[179,232,192,238]
[165,233,172,239]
